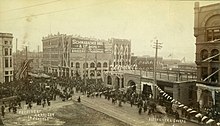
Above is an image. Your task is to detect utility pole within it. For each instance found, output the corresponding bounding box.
[84,45,88,88]
[95,41,98,86]
[152,39,162,100]
[38,45,40,72]
[16,38,18,72]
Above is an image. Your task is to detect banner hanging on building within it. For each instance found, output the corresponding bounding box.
[71,39,105,53]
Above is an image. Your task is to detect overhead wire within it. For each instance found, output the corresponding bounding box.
[0,0,118,22]
[0,0,62,13]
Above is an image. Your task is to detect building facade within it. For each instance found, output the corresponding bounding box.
[42,33,130,80]
[110,38,131,69]
[42,33,71,76]
[69,36,112,80]
[194,2,220,111]
[0,33,14,83]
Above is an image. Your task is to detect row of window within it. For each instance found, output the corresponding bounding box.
[114,54,130,59]
[71,62,108,68]
[4,48,12,56]
[4,76,13,83]
[5,71,13,75]
[113,61,130,66]
[4,41,12,45]
[206,29,220,41]
[200,49,219,61]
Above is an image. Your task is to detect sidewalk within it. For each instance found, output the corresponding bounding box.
[73,93,199,126]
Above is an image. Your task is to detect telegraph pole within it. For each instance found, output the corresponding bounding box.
[15,38,18,71]
[38,45,40,72]
[84,45,88,88]
[95,41,98,86]
[152,39,162,100]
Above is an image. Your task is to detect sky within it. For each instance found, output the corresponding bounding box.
[0,0,219,63]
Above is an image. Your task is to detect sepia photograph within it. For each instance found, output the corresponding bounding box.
[0,0,220,125]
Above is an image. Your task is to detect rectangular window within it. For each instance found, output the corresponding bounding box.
[207,29,220,42]
[5,57,8,68]
[5,76,9,83]
[10,41,12,45]
[4,41,8,45]
[10,58,12,67]
[5,71,8,75]
[10,48,12,55]
[5,48,8,56]
[10,71,12,74]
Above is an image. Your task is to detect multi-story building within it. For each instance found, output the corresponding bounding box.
[69,36,112,80]
[42,33,72,76]
[194,2,220,111]
[42,33,130,80]
[110,38,131,69]
[0,33,14,83]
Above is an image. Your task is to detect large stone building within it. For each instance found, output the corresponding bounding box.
[69,36,112,80]
[194,2,220,111]
[0,33,14,83]
[42,33,71,76]
[110,38,131,69]
[42,33,130,80]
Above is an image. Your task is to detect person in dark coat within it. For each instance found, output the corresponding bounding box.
[143,101,148,113]
[77,96,81,103]
[1,106,5,118]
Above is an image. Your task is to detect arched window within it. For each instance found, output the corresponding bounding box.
[97,62,101,68]
[97,70,101,76]
[103,62,107,67]
[90,62,95,68]
[76,62,80,68]
[211,49,219,61]
[201,49,208,60]
[83,63,88,68]
[90,70,95,77]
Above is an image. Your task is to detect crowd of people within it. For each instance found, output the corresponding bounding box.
[0,76,76,118]
[1,74,216,125]
[0,73,173,120]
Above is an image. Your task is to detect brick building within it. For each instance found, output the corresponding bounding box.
[194,2,220,111]
[110,38,131,70]
[42,33,130,80]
